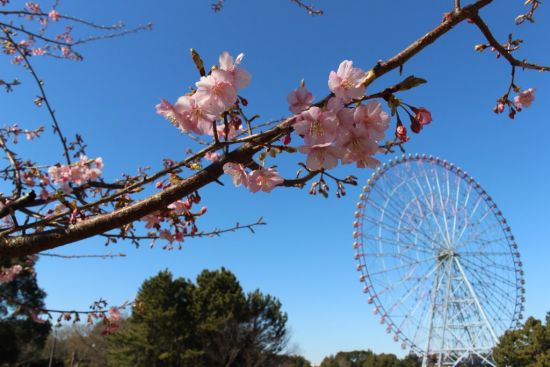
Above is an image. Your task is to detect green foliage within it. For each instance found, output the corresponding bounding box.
[107,268,289,367]
[271,354,312,367]
[493,313,550,367]
[0,257,51,365]
[319,350,420,367]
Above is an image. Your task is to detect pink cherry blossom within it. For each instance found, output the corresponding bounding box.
[216,122,239,140]
[32,48,45,56]
[514,88,535,109]
[168,199,191,215]
[298,142,341,171]
[336,124,380,168]
[204,151,220,162]
[219,51,251,89]
[287,85,314,114]
[174,95,216,134]
[293,107,338,145]
[326,96,344,113]
[108,307,122,322]
[0,264,23,284]
[48,156,103,191]
[353,101,390,140]
[195,70,237,115]
[48,9,60,21]
[25,2,41,13]
[328,60,366,103]
[247,167,284,193]
[142,212,162,229]
[223,162,248,187]
[12,56,24,64]
[61,47,71,57]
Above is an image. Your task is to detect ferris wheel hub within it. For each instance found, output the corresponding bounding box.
[437,249,456,262]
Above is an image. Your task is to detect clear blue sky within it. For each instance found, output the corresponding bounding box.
[2,0,549,364]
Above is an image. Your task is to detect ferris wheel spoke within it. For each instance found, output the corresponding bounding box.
[371,265,436,304]
[459,257,517,289]
[455,195,484,244]
[454,221,505,252]
[402,174,443,234]
[416,161,452,243]
[459,250,511,256]
[363,213,439,253]
[383,261,442,319]
[411,174,449,249]
[372,203,443,252]
[368,255,438,277]
[398,286,433,347]
[371,173,448,247]
[459,265,516,329]
[360,236,433,257]
[451,173,462,243]
[432,164,453,246]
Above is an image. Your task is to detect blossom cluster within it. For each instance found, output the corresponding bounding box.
[290,60,390,171]
[141,191,207,249]
[48,155,103,194]
[223,164,284,193]
[2,2,79,62]
[493,88,536,118]
[156,52,250,138]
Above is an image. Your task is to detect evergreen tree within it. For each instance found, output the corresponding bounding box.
[107,270,199,366]
[0,256,51,365]
[107,268,289,367]
[493,313,550,367]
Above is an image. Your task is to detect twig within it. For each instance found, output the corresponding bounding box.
[470,13,550,72]
[40,252,126,259]
[3,30,72,165]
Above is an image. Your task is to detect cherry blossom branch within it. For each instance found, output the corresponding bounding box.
[101,217,266,242]
[362,0,492,87]
[70,22,152,46]
[0,192,36,219]
[469,13,550,72]
[39,252,126,259]
[289,0,323,16]
[0,134,23,196]
[1,0,546,258]
[0,10,130,30]
[211,0,323,15]
[515,0,541,25]
[3,29,72,164]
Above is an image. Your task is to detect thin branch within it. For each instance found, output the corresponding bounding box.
[101,218,267,241]
[3,30,72,165]
[39,252,126,259]
[0,135,22,197]
[289,0,324,16]
[470,13,550,72]
[362,0,493,87]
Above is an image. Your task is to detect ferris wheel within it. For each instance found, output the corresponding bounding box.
[353,154,525,367]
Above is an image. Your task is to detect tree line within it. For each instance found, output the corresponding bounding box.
[1,264,549,366]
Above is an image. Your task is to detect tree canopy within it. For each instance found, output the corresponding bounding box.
[493,313,550,367]
[107,268,288,367]
[319,350,421,367]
